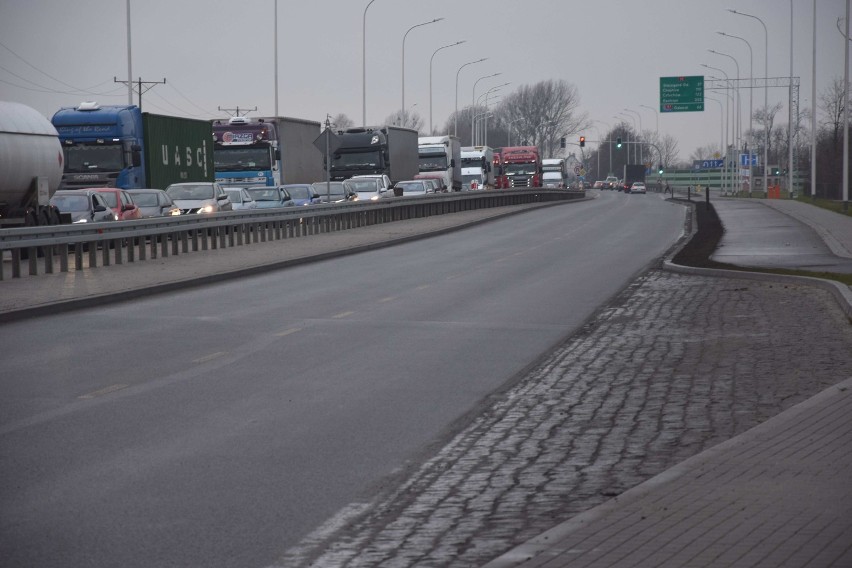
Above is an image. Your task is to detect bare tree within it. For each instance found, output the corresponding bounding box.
[753,102,784,164]
[819,76,846,145]
[330,113,354,132]
[689,143,723,162]
[383,108,423,132]
[647,132,680,169]
[497,80,589,156]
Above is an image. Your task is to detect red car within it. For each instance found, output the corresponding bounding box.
[87,188,142,221]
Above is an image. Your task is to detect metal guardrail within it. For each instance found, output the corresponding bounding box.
[0,189,584,280]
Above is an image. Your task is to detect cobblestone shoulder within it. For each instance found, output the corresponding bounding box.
[274,270,852,567]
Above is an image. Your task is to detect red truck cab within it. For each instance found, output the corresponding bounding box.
[501,146,541,188]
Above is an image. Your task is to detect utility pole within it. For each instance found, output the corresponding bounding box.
[113,77,166,111]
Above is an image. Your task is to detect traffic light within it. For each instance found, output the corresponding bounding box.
[560,137,566,149]
[658,165,664,174]
[579,136,585,147]
[616,137,622,148]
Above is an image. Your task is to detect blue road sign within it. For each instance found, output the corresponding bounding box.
[692,159,724,170]
[740,154,758,167]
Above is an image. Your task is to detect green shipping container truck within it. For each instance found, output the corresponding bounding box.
[142,113,213,189]
[52,103,213,190]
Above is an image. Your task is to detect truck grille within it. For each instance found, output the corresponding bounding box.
[509,177,532,188]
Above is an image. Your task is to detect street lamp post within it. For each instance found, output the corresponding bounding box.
[362,0,377,127]
[429,40,465,134]
[624,108,643,164]
[639,104,658,136]
[718,32,753,150]
[475,83,508,144]
[617,113,637,163]
[729,8,768,196]
[454,58,487,137]
[402,18,443,124]
[703,64,733,193]
[472,72,501,144]
[706,96,727,192]
[709,50,741,153]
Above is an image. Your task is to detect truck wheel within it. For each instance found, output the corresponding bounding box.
[37,209,50,226]
[48,206,62,225]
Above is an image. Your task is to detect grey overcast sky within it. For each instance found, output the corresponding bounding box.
[0,0,847,161]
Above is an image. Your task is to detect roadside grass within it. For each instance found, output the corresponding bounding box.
[796,194,852,217]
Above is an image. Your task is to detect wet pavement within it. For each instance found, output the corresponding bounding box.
[2,195,851,567]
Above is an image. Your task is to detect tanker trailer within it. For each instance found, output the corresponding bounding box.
[0,101,64,227]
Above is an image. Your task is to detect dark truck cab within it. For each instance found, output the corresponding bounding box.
[329,126,418,184]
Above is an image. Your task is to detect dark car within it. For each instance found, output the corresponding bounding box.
[311,181,357,203]
[126,188,181,218]
[49,189,118,224]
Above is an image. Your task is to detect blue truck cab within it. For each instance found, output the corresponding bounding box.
[51,102,146,190]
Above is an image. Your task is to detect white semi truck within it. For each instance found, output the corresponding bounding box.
[460,146,495,190]
[417,135,462,191]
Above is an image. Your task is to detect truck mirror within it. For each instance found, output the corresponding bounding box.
[131,147,142,168]
[450,159,456,168]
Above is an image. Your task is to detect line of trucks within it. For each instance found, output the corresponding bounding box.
[1,100,577,228]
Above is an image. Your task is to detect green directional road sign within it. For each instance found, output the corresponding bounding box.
[660,75,704,112]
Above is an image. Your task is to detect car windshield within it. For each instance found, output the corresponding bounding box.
[62,144,125,173]
[166,184,215,200]
[213,147,272,171]
[95,192,119,207]
[131,193,159,206]
[418,155,447,172]
[397,182,424,191]
[284,186,312,199]
[312,182,345,196]
[346,179,379,192]
[245,188,281,201]
[332,151,381,169]
[505,163,537,175]
[50,194,90,212]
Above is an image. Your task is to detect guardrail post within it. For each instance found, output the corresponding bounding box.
[102,241,111,266]
[44,245,54,274]
[160,233,169,257]
[171,233,179,256]
[181,231,189,253]
[114,239,123,265]
[88,242,97,269]
[75,245,83,270]
[127,239,135,263]
[12,249,21,278]
[28,247,38,276]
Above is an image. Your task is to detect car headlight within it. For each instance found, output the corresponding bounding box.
[198,204,215,214]
[73,218,88,223]
[170,209,181,216]
[370,195,380,201]
[113,214,120,221]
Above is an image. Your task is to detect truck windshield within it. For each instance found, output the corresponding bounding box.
[460,158,483,167]
[214,147,272,171]
[505,163,537,175]
[418,155,447,171]
[331,151,381,169]
[63,144,124,173]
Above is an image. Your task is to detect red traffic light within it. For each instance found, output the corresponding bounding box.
[579,136,585,147]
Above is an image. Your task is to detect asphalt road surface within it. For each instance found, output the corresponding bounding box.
[0,191,685,568]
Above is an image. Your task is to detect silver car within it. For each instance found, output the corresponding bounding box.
[165,182,233,214]
[224,187,258,210]
[126,188,181,218]
[244,186,294,209]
